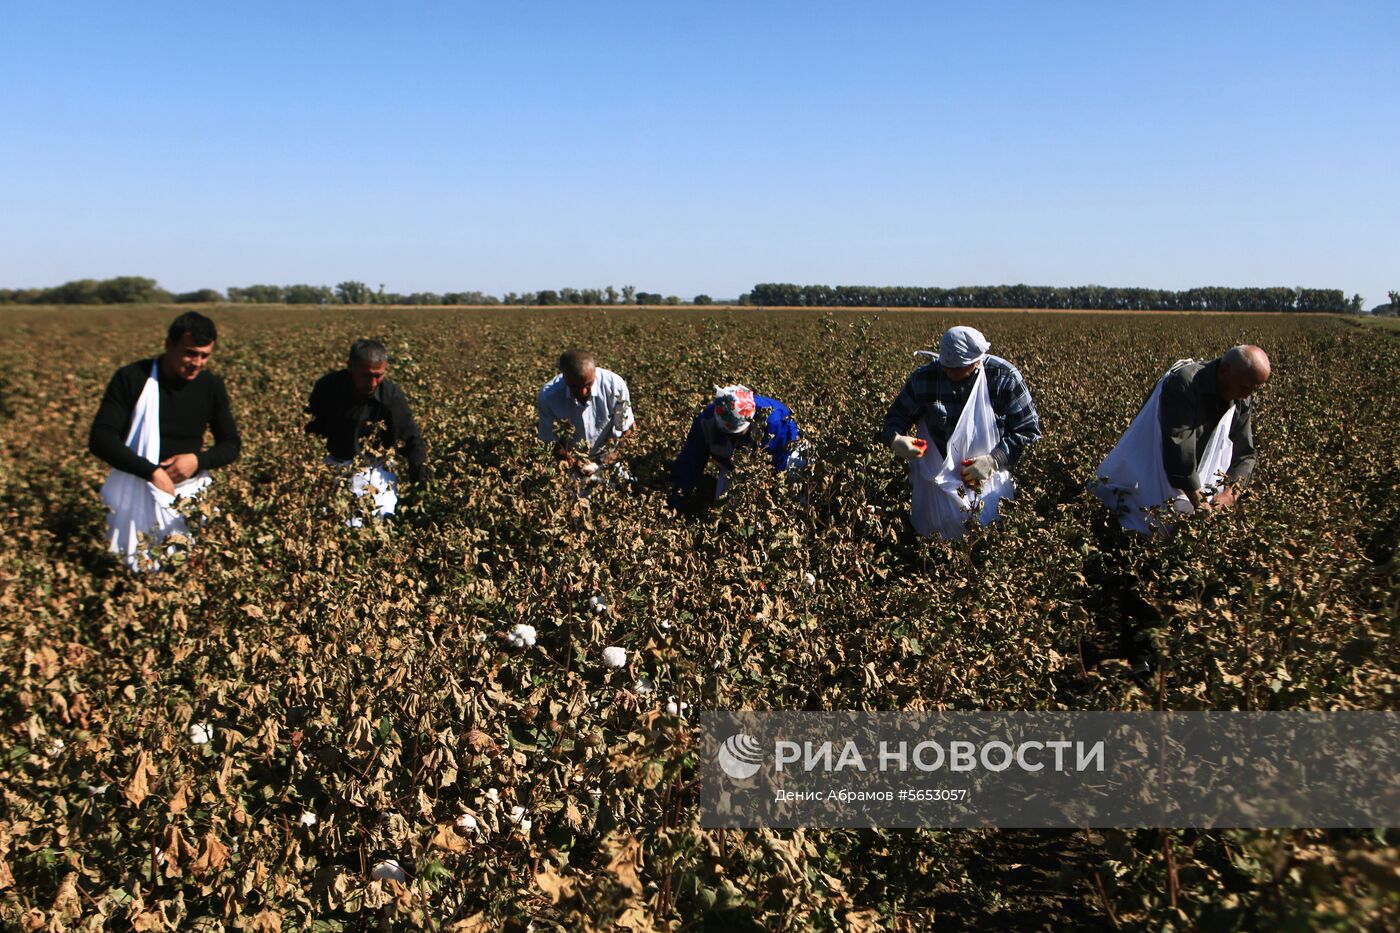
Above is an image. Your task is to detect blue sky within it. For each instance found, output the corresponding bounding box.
[2,2,1396,304]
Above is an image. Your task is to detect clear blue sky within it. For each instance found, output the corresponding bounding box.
[2,2,1396,305]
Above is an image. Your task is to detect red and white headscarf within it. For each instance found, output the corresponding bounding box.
[713,384,756,434]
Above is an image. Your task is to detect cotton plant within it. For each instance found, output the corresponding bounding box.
[506,624,537,649]
[371,859,408,883]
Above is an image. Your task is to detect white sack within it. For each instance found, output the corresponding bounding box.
[100,360,211,570]
[908,365,1014,540]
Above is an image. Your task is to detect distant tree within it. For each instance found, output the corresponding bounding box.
[335,281,371,305]
[233,284,285,303]
[1389,290,1400,312]
[503,292,519,305]
[665,295,681,306]
[560,288,581,304]
[634,292,662,305]
[605,285,618,304]
[536,290,560,306]
[622,285,636,304]
[48,280,101,303]
[283,284,332,304]
[96,276,165,303]
[174,288,224,303]
[1348,294,1364,314]
[693,294,713,305]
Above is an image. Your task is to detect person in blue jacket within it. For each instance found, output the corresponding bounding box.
[669,384,804,510]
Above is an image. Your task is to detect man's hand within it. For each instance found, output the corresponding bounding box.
[1183,487,1209,511]
[151,467,176,496]
[890,435,926,461]
[1213,485,1240,509]
[160,453,199,483]
[960,454,996,486]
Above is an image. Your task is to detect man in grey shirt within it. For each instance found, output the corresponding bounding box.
[1158,345,1270,510]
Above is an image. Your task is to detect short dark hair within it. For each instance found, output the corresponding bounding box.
[348,339,389,367]
[558,348,595,381]
[167,311,217,346]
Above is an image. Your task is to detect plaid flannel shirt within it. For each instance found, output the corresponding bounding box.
[878,355,1041,469]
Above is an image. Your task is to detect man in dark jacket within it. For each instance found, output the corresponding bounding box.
[305,340,427,520]
[89,311,241,565]
[1158,345,1269,511]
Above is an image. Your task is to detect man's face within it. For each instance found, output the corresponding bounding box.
[351,359,388,399]
[163,333,215,382]
[943,359,982,382]
[564,366,596,404]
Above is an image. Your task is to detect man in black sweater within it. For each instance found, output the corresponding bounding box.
[305,339,427,485]
[89,312,242,494]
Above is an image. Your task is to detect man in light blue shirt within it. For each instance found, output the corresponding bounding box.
[536,349,635,478]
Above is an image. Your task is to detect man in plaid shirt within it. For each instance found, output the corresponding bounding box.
[879,326,1041,485]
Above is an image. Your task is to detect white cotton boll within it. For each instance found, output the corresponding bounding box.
[456,813,480,833]
[601,646,627,669]
[190,723,214,745]
[665,696,690,717]
[588,595,600,608]
[371,859,408,883]
[593,602,609,615]
[804,572,817,587]
[508,805,532,835]
[506,624,537,649]
[660,620,672,630]
[299,812,317,827]
[85,783,109,796]
[47,738,65,756]
[484,788,500,804]
[634,676,654,696]
[579,460,600,477]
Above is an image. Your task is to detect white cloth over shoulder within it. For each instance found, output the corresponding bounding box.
[326,456,398,524]
[909,365,1014,540]
[1094,360,1235,534]
[536,367,634,461]
[100,360,211,570]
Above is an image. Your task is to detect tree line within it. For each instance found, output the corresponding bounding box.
[1,276,1383,313]
[742,283,1364,313]
[0,278,706,307]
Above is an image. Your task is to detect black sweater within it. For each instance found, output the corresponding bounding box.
[88,358,242,479]
[304,370,427,482]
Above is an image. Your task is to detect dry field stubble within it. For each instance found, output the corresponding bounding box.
[1,305,1396,930]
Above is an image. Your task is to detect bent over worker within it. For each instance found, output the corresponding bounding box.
[879,325,1040,539]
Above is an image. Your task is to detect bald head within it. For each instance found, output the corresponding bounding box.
[1218,345,1271,401]
[558,348,597,403]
